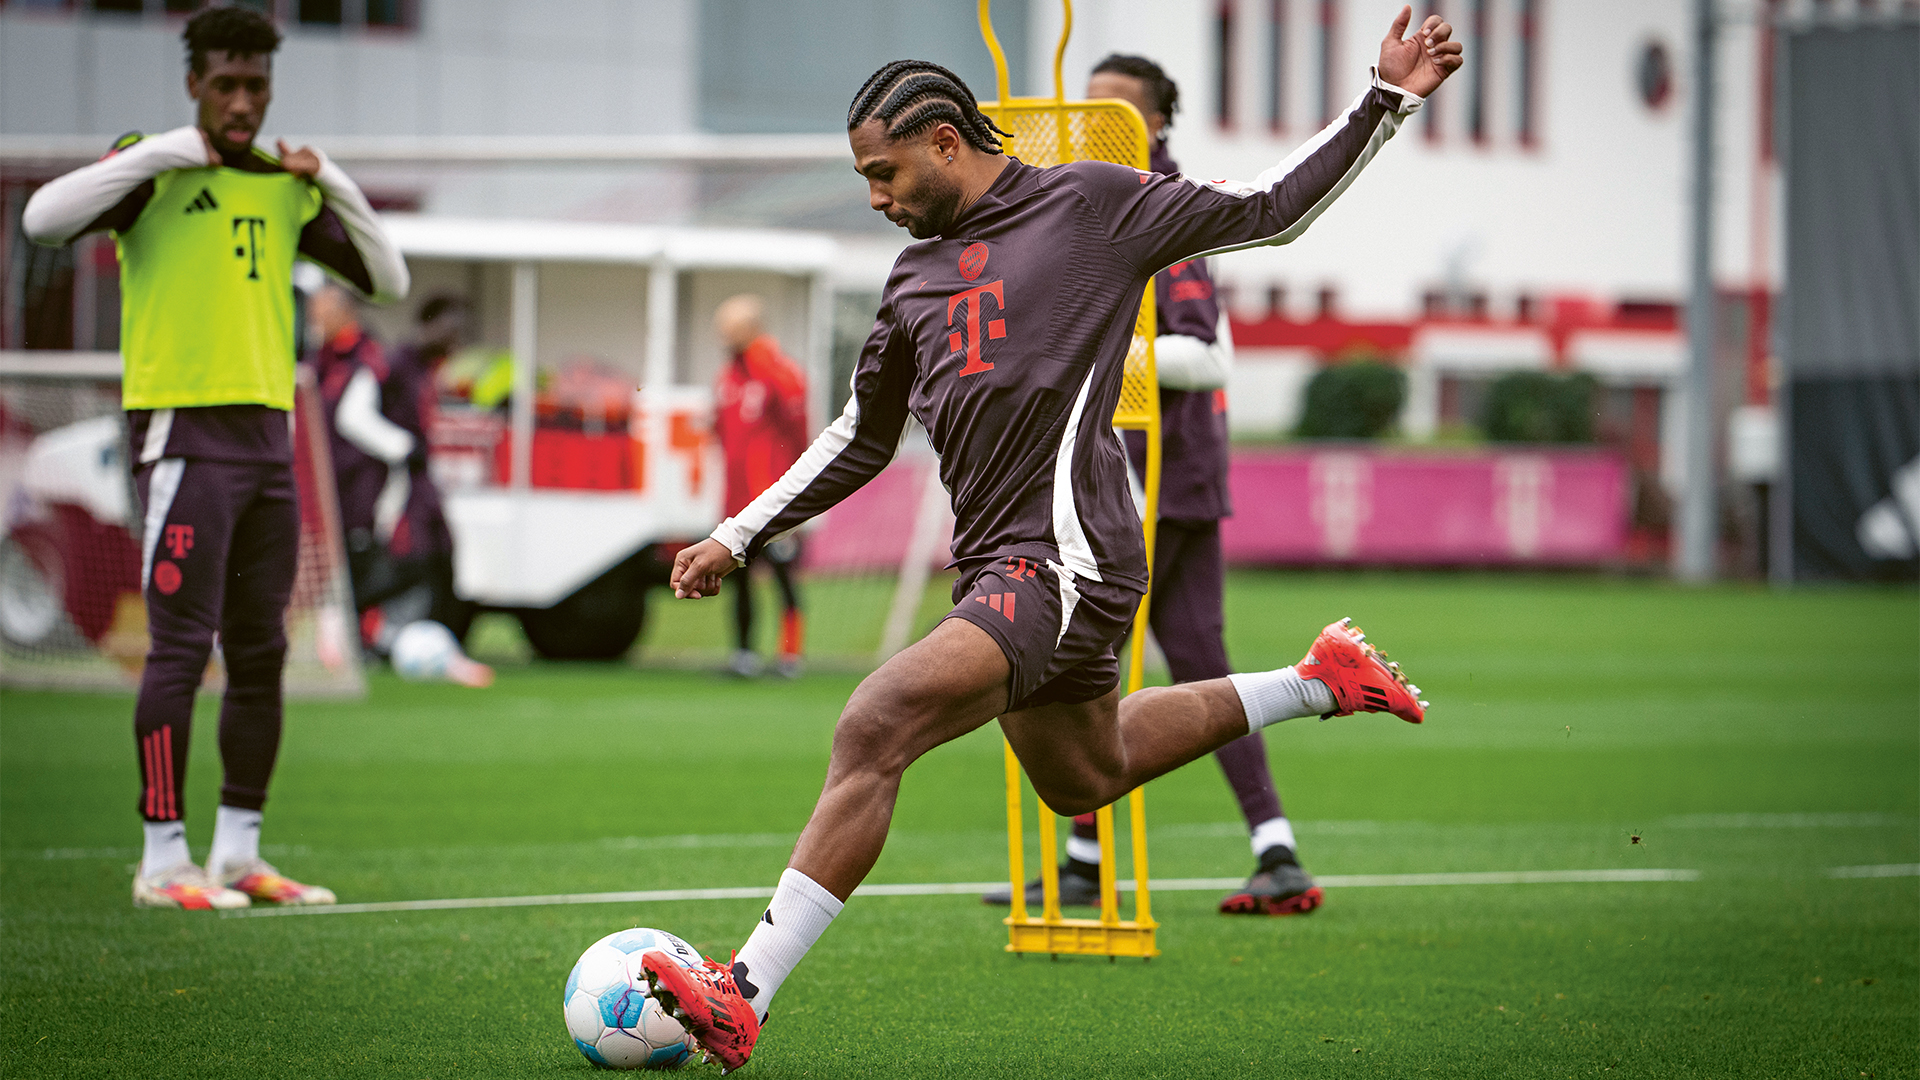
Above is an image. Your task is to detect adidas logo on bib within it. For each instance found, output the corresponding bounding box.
[182,188,219,214]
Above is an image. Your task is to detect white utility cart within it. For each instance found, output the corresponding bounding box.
[370,216,838,659]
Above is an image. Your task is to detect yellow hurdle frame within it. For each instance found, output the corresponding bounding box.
[982,0,1160,961]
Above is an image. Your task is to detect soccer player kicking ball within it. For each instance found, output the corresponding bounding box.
[650,9,1459,1070]
[21,7,407,909]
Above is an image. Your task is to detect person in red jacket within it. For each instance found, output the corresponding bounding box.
[712,294,809,677]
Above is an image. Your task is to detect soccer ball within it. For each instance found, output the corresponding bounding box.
[390,620,459,681]
[562,927,702,1070]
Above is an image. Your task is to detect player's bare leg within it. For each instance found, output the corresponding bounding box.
[1000,680,1242,816]
[789,618,1011,898]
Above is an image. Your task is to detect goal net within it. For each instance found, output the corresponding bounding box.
[0,355,365,697]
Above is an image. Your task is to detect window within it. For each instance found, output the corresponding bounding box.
[1266,0,1287,132]
[1757,0,1779,162]
[298,0,342,25]
[1421,0,1441,142]
[295,0,414,30]
[1316,0,1338,125]
[1515,0,1538,145]
[1466,0,1487,143]
[700,0,1029,134]
[1215,0,1238,129]
[366,0,408,28]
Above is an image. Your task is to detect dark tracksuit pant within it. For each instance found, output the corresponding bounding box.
[133,457,298,822]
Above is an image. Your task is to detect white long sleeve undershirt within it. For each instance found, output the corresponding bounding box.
[20,126,408,304]
[21,126,207,245]
[309,150,409,303]
[1154,310,1236,392]
[335,368,415,464]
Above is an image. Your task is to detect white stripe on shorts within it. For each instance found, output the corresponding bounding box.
[1046,559,1080,648]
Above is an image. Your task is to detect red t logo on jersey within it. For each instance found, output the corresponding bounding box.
[164,524,194,559]
[947,280,1006,378]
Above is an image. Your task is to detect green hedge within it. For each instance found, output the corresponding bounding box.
[1295,360,1407,439]
[1482,371,1599,443]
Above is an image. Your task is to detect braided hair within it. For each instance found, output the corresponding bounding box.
[183,6,282,76]
[1091,53,1180,131]
[846,60,1009,155]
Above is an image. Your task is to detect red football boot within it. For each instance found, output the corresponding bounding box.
[1296,617,1428,723]
[640,950,760,1074]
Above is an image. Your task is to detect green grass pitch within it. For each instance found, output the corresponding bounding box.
[3,573,1915,1078]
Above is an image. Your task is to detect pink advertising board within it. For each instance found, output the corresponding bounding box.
[801,448,1629,571]
[1221,448,1629,565]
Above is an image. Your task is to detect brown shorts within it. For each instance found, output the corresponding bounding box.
[943,551,1144,713]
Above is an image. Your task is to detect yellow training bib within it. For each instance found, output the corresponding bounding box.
[115,160,322,411]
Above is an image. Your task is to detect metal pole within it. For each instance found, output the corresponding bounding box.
[1678,0,1719,582]
[509,261,538,491]
[1767,19,1795,587]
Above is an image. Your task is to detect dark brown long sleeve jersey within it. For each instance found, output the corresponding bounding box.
[714,74,1421,589]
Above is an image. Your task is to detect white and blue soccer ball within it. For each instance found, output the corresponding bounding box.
[562,927,702,1070]
[390,620,459,681]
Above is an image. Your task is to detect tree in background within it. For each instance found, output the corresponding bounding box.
[1482,371,1598,443]
[1295,357,1407,439]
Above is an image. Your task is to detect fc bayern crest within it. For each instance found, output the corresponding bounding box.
[958,242,989,281]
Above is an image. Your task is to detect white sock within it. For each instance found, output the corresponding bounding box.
[140,821,191,877]
[1250,816,1297,858]
[1228,668,1335,732]
[206,805,263,876]
[1065,833,1102,866]
[731,868,843,1021]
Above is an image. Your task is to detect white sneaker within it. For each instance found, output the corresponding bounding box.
[726,649,760,678]
[216,858,337,906]
[132,861,251,910]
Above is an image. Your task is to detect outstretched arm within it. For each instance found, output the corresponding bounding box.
[1088,8,1463,275]
[20,127,212,245]
[674,311,914,599]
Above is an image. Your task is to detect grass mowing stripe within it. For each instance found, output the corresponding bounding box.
[222,867,1711,918]
[1828,863,1920,878]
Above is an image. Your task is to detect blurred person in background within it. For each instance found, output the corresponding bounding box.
[308,285,490,688]
[377,295,479,648]
[20,6,408,909]
[988,54,1323,918]
[712,294,809,678]
[308,282,397,600]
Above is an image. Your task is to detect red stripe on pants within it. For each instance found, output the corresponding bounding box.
[161,726,177,820]
[143,734,157,818]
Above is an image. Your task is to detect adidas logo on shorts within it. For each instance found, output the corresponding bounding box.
[972,591,1017,621]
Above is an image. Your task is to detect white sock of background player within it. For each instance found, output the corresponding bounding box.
[140,820,191,877]
[207,805,263,876]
